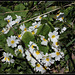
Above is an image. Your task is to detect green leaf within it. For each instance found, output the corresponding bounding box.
[0,6,12,13]
[14,10,29,18]
[14,3,25,11]
[3,44,15,56]
[45,1,55,7]
[65,54,69,61]
[36,41,49,54]
[36,24,50,37]
[22,31,35,47]
[36,24,45,35]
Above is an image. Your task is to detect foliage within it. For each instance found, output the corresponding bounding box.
[0,1,75,74]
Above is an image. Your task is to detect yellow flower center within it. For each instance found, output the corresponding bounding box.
[46,58,49,61]
[52,35,55,38]
[7,20,10,23]
[18,35,21,38]
[43,66,47,70]
[32,31,35,35]
[39,17,42,19]
[43,38,46,41]
[36,51,40,55]
[11,40,14,44]
[24,28,27,31]
[44,56,46,58]
[31,45,35,49]
[30,54,32,57]
[36,63,40,67]
[56,14,60,17]
[2,30,4,33]
[16,22,18,23]
[55,42,59,46]
[7,58,10,61]
[34,25,37,28]
[19,49,22,53]
[62,17,64,20]
[56,52,60,56]
[4,57,7,60]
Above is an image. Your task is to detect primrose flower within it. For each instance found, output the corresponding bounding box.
[33,50,43,60]
[29,26,38,35]
[28,41,39,53]
[52,39,59,48]
[1,52,14,64]
[52,46,61,52]
[42,53,55,66]
[15,15,22,23]
[39,35,48,46]
[54,27,59,31]
[15,45,25,57]
[20,24,28,32]
[48,31,59,42]
[56,12,64,21]
[1,27,10,34]
[18,33,23,39]
[34,63,48,74]
[35,16,42,21]
[60,27,67,34]
[4,15,12,23]
[8,21,16,27]
[25,50,32,61]
[7,35,20,48]
[32,22,41,28]
[50,51,64,61]
[43,15,47,17]
[25,50,37,67]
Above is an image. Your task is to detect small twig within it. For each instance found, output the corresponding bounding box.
[31,1,44,11]
[0,10,29,15]
[0,56,4,60]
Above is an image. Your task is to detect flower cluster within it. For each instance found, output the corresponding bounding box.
[1,52,14,64]
[2,15,21,34]
[1,12,67,73]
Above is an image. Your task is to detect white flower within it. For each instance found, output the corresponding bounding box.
[33,50,43,60]
[51,51,64,61]
[25,50,32,61]
[20,24,28,32]
[48,31,59,42]
[8,21,16,27]
[42,55,54,66]
[28,41,39,53]
[43,15,47,17]
[35,16,42,21]
[25,50,37,67]
[15,15,22,23]
[1,27,10,34]
[1,52,14,64]
[60,27,67,34]
[34,63,48,74]
[29,26,38,35]
[4,15,12,23]
[52,46,61,52]
[54,27,59,31]
[15,45,25,57]
[18,33,23,39]
[56,12,64,21]
[32,22,41,28]
[7,35,20,48]
[52,38,59,48]
[40,35,48,46]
